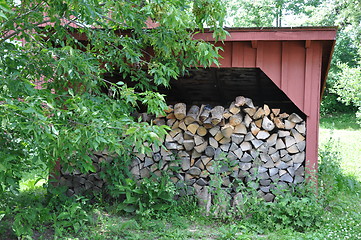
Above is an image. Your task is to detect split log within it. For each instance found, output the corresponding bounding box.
[229,101,240,114]
[221,124,234,139]
[167,118,176,127]
[291,129,305,143]
[179,121,187,131]
[209,137,219,149]
[262,116,275,131]
[255,119,262,128]
[244,132,254,141]
[288,113,303,123]
[276,138,286,150]
[223,109,232,119]
[183,131,194,140]
[285,136,296,148]
[229,113,243,126]
[169,128,181,138]
[263,104,271,116]
[171,120,179,129]
[234,123,247,134]
[295,122,306,135]
[279,113,289,119]
[256,130,270,140]
[203,117,213,129]
[214,131,224,142]
[250,123,260,136]
[183,139,195,151]
[205,146,215,157]
[199,105,211,122]
[240,141,252,151]
[173,132,184,144]
[174,103,186,120]
[194,141,208,153]
[235,96,246,107]
[231,134,244,144]
[166,113,176,119]
[278,130,290,137]
[211,106,224,125]
[209,126,220,136]
[273,117,285,129]
[253,108,265,120]
[272,108,280,116]
[194,135,205,146]
[243,107,256,117]
[197,126,207,137]
[243,114,253,128]
[266,133,278,146]
[187,122,199,135]
[219,137,231,145]
[184,105,200,125]
[284,120,296,130]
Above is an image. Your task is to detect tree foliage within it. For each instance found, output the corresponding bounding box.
[0,0,227,193]
[228,0,320,27]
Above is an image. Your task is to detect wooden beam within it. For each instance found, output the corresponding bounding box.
[252,40,258,49]
[305,40,311,48]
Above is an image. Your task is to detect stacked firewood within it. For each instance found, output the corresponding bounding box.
[59,150,113,197]
[131,96,306,202]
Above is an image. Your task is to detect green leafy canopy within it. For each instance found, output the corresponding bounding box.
[0,0,227,193]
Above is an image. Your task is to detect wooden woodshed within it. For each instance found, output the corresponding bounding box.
[161,27,337,176]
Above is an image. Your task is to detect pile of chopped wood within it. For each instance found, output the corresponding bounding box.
[131,96,306,202]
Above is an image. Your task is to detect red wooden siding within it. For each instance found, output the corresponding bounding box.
[195,28,336,174]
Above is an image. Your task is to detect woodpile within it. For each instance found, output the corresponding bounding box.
[58,150,113,197]
[58,96,306,203]
[132,96,306,202]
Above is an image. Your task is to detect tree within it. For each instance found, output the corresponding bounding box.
[228,0,319,27]
[0,0,227,193]
[302,0,361,116]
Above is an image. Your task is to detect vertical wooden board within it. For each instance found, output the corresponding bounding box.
[243,42,257,67]
[213,42,232,68]
[305,42,323,178]
[259,41,282,88]
[231,42,245,67]
[256,41,264,68]
[303,43,314,116]
[281,41,306,111]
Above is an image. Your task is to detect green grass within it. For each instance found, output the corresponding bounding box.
[1,113,361,239]
[320,113,361,181]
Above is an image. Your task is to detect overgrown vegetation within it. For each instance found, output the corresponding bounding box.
[1,115,361,239]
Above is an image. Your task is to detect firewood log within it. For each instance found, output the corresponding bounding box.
[211,106,224,125]
[184,105,200,125]
[221,124,234,139]
[262,116,275,131]
[229,101,240,114]
[196,126,207,137]
[229,113,243,126]
[174,103,186,120]
[187,122,199,135]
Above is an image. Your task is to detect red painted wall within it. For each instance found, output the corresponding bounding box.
[206,39,326,175]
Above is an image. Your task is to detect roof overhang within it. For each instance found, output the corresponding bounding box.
[193,27,337,97]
